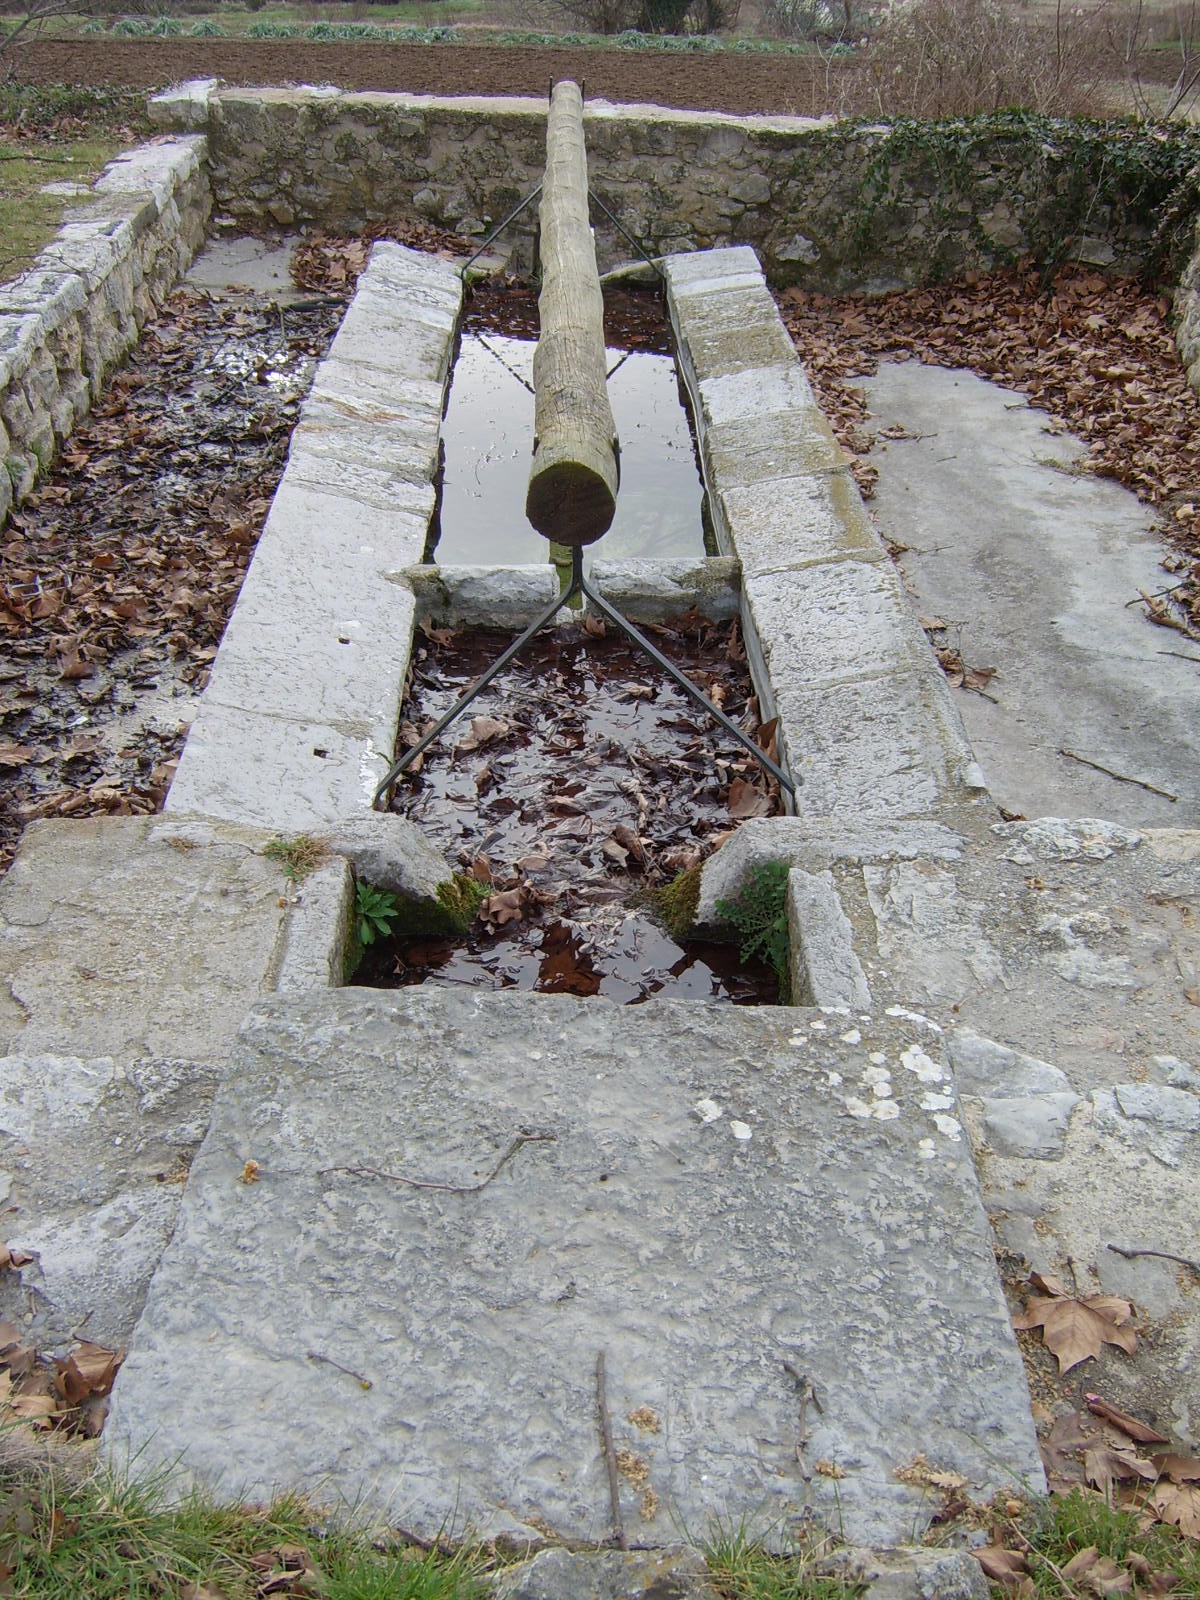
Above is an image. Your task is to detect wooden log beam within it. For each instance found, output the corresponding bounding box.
[526,79,619,548]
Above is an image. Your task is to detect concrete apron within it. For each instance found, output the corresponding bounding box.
[4,242,1195,1570]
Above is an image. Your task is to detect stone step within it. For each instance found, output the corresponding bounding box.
[107,985,1043,1549]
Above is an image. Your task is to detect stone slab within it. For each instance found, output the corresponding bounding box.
[587,556,741,623]
[716,470,885,574]
[742,561,934,693]
[403,564,561,630]
[773,671,979,821]
[108,988,1043,1549]
[703,407,846,488]
[0,815,344,1345]
[492,1547,719,1600]
[282,439,437,519]
[164,700,389,832]
[787,867,871,1010]
[200,528,416,738]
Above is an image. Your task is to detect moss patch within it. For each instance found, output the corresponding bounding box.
[653,863,701,942]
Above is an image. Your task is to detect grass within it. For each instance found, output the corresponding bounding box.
[0,134,123,280]
[1007,1487,1200,1597]
[704,1524,862,1598]
[0,1452,485,1600]
[0,84,150,281]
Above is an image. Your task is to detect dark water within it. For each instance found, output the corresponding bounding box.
[357,623,783,1004]
[428,330,707,568]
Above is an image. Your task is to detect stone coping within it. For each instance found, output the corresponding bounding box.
[0,135,210,528]
[663,246,988,826]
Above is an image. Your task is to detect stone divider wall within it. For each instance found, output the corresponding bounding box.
[149,82,1175,296]
[0,137,210,528]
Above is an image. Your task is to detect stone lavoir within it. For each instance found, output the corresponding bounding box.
[0,79,1197,1600]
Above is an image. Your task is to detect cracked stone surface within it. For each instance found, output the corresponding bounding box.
[0,815,342,1345]
[107,987,1042,1550]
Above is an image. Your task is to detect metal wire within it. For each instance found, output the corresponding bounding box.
[373,548,796,809]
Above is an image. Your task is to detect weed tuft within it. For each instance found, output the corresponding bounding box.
[264,833,330,884]
[653,862,702,942]
[715,861,791,1001]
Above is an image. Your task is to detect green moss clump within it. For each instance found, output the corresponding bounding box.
[653,864,701,943]
[436,873,488,934]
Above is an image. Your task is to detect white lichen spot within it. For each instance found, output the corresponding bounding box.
[873,1099,900,1121]
[862,1065,891,1089]
[869,1051,887,1067]
[871,1082,894,1100]
[917,1138,937,1160]
[885,1005,943,1033]
[819,1005,851,1016]
[529,1050,543,1062]
[933,1113,963,1142]
[693,1098,723,1125]
[809,1019,828,1032]
[839,1028,862,1045]
[826,1071,843,1087]
[730,1120,753,1141]
[900,1045,945,1084]
[844,1096,873,1119]
[920,1091,955,1111]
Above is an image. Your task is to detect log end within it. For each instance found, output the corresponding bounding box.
[525,458,617,548]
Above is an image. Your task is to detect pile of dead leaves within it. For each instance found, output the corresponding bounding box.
[777,266,1200,639]
[291,221,470,297]
[0,285,345,871]
[0,1317,122,1439]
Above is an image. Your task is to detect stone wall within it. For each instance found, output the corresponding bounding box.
[0,137,210,527]
[1174,207,1200,391]
[150,83,1183,294]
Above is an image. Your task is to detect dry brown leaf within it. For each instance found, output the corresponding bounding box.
[974,1546,1029,1586]
[1085,1394,1170,1446]
[1153,1453,1200,1483]
[727,776,772,819]
[1013,1276,1136,1373]
[1061,1547,1133,1596]
[0,1246,32,1272]
[1145,1481,1200,1539]
[1083,1443,1157,1497]
[455,715,509,754]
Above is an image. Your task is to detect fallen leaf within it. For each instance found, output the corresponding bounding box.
[974,1546,1028,1586]
[0,1247,32,1272]
[1145,1481,1200,1538]
[455,715,509,754]
[1153,1452,1200,1483]
[1083,1443,1156,1497]
[727,776,771,819]
[1013,1274,1137,1373]
[1061,1546,1133,1595]
[1085,1394,1169,1445]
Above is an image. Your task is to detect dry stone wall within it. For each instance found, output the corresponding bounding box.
[153,85,1174,294]
[0,136,210,527]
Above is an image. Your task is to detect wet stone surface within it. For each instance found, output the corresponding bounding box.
[367,618,784,1003]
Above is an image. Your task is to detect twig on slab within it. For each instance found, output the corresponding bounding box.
[1159,650,1200,666]
[596,1350,627,1550]
[1125,582,1187,608]
[1058,749,1178,803]
[1107,1243,1200,1281]
[783,1361,823,1478]
[306,1349,372,1391]
[320,1130,555,1195]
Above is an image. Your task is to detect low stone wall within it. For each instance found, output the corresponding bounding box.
[663,245,987,830]
[150,82,1184,294]
[1174,212,1200,391]
[0,138,210,526]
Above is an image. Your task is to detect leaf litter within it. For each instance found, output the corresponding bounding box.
[0,280,346,871]
[362,616,784,1002]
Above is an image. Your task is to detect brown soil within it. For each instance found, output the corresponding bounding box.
[10,38,837,118]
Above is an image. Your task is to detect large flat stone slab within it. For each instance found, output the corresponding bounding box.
[0,815,348,1345]
[108,987,1042,1548]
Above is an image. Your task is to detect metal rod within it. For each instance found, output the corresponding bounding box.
[375,548,796,808]
[581,566,796,796]
[372,577,574,807]
[459,184,543,280]
[588,189,664,280]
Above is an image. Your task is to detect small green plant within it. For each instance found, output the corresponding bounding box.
[355,879,402,948]
[264,833,329,884]
[716,860,792,1001]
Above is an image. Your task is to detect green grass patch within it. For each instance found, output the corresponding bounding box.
[0,1452,486,1600]
[0,133,123,280]
[705,1525,862,1598]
